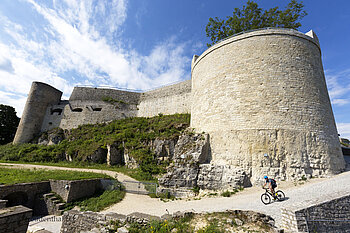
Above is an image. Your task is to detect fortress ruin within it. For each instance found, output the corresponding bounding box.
[13,28,345,185]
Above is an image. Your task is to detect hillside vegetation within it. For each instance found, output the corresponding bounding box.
[0,114,190,181]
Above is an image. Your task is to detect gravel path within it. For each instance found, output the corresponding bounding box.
[103,170,350,227]
[2,163,350,228]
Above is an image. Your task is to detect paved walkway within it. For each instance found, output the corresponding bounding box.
[2,163,350,229]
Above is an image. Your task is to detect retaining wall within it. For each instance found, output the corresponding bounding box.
[281,192,350,232]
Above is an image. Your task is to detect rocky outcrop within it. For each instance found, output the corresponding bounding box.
[159,130,253,192]
[197,165,251,190]
[37,128,65,145]
[159,130,210,188]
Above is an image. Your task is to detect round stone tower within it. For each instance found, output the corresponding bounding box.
[13,82,62,144]
[191,28,345,183]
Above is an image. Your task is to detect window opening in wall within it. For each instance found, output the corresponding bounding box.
[92,107,102,111]
[72,108,83,112]
[50,108,63,115]
[49,122,52,125]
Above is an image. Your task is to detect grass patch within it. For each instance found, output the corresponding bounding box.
[64,188,125,212]
[0,160,159,183]
[0,167,111,185]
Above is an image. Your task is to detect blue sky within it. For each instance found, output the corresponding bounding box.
[0,0,349,138]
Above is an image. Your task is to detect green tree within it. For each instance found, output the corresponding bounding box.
[0,104,20,144]
[206,0,307,47]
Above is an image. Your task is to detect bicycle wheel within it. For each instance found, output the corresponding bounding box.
[261,193,271,205]
[275,190,285,201]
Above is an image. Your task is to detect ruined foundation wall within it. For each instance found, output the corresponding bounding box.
[191,28,345,183]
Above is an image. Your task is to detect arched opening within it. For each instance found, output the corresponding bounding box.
[4,191,29,207]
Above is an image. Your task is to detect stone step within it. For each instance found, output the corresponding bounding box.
[43,193,55,198]
[57,203,66,210]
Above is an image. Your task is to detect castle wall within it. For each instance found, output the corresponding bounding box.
[41,87,141,131]
[13,82,62,144]
[40,82,191,132]
[191,28,345,183]
[137,80,191,117]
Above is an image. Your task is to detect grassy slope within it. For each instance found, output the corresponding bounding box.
[0,167,111,185]
[0,113,190,182]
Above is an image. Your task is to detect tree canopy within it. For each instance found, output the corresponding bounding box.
[0,104,20,145]
[205,0,307,47]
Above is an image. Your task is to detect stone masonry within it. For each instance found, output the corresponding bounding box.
[191,28,345,184]
[0,203,32,233]
[281,191,350,232]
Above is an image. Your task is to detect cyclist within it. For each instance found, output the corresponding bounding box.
[263,176,277,199]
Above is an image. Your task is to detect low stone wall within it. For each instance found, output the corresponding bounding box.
[281,191,350,232]
[0,182,50,209]
[0,205,32,233]
[61,210,159,233]
[50,179,105,203]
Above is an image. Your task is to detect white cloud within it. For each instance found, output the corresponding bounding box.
[325,69,350,106]
[337,123,350,140]
[0,0,191,116]
[0,91,27,117]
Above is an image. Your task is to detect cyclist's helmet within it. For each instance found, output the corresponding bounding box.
[264,176,268,179]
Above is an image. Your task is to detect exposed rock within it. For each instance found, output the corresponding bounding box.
[150,138,177,161]
[159,130,210,188]
[123,148,138,169]
[159,129,253,192]
[107,142,124,166]
[117,227,129,233]
[87,148,107,163]
[197,165,252,190]
[38,128,65,145]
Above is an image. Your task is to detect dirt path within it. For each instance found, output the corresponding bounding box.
[103,170,350,228]
[0,162,137,183]
[2,162,350,228]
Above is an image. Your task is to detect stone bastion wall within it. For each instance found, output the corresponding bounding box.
[191,28,345,183]
[13,82,62,144]
[14,80,191,137]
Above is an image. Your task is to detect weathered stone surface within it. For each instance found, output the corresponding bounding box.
[150,138,176,161]
[107,142,124,166]
[197,165,251,190]
[191,28,345,184]
[281,192,350,232]
[0,205,32,233]
[38,128,65,145]
[61,210,159,233]
[87,148,107,163]
[159,131,210,188]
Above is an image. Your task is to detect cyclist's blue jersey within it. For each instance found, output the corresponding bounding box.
[266,178,277,187]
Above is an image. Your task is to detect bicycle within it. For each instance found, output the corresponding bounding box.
[261,188,285,205]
